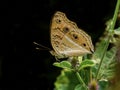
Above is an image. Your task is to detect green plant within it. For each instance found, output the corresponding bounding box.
[53,0,120,90]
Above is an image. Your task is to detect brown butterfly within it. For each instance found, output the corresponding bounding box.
[50,11,94,59]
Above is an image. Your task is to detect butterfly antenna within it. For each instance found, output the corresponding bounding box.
[33,42,51,51]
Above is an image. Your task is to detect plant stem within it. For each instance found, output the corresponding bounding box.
[90,68,92,82]
[110,0,120,33]
[75,71,87,88]
[95,39,109,79]
[95,0,120,80]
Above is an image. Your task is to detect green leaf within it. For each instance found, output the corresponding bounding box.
[54,70,80,90]
[98,47,117,79]
[53,61,72,69]
[98,80,109,90]
[79,60,95,70]
[74,84,87,90]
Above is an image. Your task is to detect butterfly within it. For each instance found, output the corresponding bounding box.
[50,11,94,59]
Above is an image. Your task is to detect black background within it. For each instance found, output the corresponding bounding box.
[1,0,116,89]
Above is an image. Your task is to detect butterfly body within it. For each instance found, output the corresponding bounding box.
[50,11,94,58]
